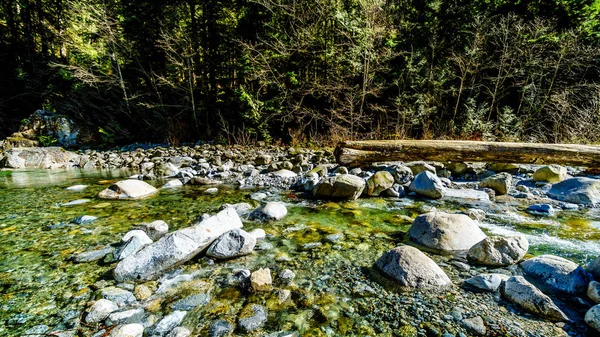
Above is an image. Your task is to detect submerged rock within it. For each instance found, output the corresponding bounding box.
[85,299,118,324]
[521,254,591,295]
[312,174,365,200]
[150,311,187,337]
[238,304,268,332]
[408,212,487,254]
[98,180,159,200]
[408,171,446,199]
[375,245,451,288]
[547,177,600,205]
[114,207,243,282]
[166,327,191,337]
[502,276,568,322]
[209,319,233,337]
[467,235,528,266]
[206,229,256,259]
[73,246,114,263]
[108,324,144,337]
[250,268,272,292]
[138,220,169,241]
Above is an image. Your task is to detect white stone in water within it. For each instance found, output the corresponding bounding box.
[66,184,88,191]
[114,207,243,282]
[108,323,144,337]
[60,199,91,206]
[249,228,266,241]
[98,179,159,200]
[85,299,119,324]
[204,187,218,194]
[166,327,192,337]
[162,179,183,189]
[71,215,98,224]
[150,310,187,337]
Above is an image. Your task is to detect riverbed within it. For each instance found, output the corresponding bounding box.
[1,169,598,336]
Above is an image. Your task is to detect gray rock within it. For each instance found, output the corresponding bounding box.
[108,324,144,337]
[105,308,146,326]
[408,212,487,254]
[116,231,153,261]
[547,177,600,205]
[408,171,446,199]
[533,165,567,183]
[278,269,296,284]
[587,256,600,280]
[209,319,233,337]
[446,162,468,176]
[238,304,268,332]
[586,304,600,332]
[443,189,490,202]
[155,162,179,177]
[312,174,366,200]
[150,311,187,337]
[138,220,169,240]
[251,202,287,221]
[166,327,191,337]
[366,171,395,196]
[521,254,591,295]
[502,276,568,322]
[170,293,210,311]
[462,316,486,336]
[375,245,451,288]
[256,241,274,250]
[100,287,136,307]
[204,187,218,194]
[407,162,436,175]
[264,332,299,337]
[465,208,486,221]
[271,169,297,178]
[1,147,79,169]
[465,274,508,292]
[385,165,413,185]
[85,299,119,324]
[71,215,98,224]
[589,281,600,303]
[23,325,50,335]
[114,207,243,282]
[162,179,183,189]
[526,204,556,216]
[98,180,159,200]
[467,235,528,266]
[479,172,512,195]
[325,233,343,243]
[73,246,114,263]
[206,229,256,259]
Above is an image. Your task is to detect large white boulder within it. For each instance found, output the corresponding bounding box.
[98,179,159,200]
[114,207,243,282]
[408,212,487,254]
[521,254,591,295]
[467,235,528,266]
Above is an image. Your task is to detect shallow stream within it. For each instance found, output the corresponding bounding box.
[1,169,599,336]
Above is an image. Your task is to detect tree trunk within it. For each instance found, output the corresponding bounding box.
[335,140,600,168]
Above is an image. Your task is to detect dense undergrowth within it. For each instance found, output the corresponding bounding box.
[1,0,599,146]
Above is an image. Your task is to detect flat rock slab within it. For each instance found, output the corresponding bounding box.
[114,207,243,282]
[98,180,159,200]
[1,147,80,169]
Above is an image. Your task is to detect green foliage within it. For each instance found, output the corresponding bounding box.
[1,0,599,144]
[38,135,58,147]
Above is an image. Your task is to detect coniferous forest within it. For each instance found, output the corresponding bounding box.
[1,0,599,145]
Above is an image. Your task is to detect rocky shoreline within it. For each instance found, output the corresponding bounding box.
[5,143,600,337]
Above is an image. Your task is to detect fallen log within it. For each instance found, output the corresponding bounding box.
[335,140,600,168]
